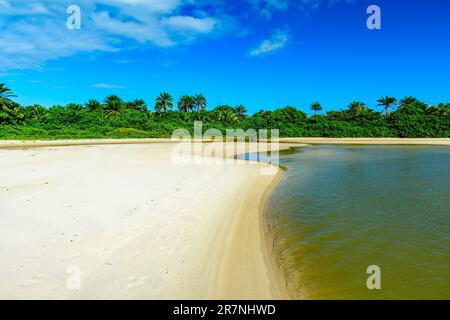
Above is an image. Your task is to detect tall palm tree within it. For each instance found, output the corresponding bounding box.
[178,95,195,112]
[377,96,398,116]
[348,101,367,112]
[155,92,173,112]
[0,83,17,108]
[234,105,248,118]
[193,94,207,111]
[104,95,124,115]
[310,102,323,115]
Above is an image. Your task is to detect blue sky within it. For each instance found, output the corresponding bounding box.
[1,0,449,114]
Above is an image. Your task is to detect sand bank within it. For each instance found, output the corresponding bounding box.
[0,141,299,299]
[279,137,450,145]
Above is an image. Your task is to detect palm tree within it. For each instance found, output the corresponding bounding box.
[217,109,239,125]
[193,94,207,111]
[234,105,248,119]
[0,83,17,108]
[178,95,195,112]
[104,95,124,115]
[24,104,47,120]
[377,96,398,116]
[348,101,367,112]
[215,105,235,113]
[181,112,192,122]
[191,111,211,122]
[310,102,323,115]
[0,83,24,124]
[126,99,147,112]
[66,103,84,112]
[400,96,418,107]
[155,92,173,112]
[86,99,103,112]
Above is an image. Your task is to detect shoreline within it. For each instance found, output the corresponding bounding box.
[279,137,450,145]
[1,137,449,150]
[0,140,300,299]
[259,170,290,299]
[215,167,289,299]
[223,137,449,300]
[1,138,448,299]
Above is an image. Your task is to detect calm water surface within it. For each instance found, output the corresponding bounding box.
[266,145,450,299]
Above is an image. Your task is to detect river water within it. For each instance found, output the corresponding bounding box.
[266,145,450,299]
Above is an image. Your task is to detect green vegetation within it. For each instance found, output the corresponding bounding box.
[310,102,323,115]
[0,83,448,139]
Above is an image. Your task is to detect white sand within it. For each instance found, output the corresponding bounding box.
[279,137,450,145]
[0,141,296,299]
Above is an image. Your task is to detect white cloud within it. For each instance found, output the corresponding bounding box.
[92,11,175,47]
[249,30,289,56]
[0,1,50,16]
[92,83,126,89]
[162,16,218,34]
[0,0,222,71]
[0,0,354,70]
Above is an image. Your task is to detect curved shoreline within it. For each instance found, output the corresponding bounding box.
[215,167,289,299]
[258,170,290,299]
[1,138,448,299]
[0,139,302,299]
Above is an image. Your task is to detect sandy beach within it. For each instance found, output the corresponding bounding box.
[279,137,450,145]
[1,138,448,300]
[0,141,297,300]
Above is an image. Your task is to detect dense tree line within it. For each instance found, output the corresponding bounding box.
[0,83,448,139]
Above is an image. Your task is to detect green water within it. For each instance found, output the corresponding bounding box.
[266,145,450,299]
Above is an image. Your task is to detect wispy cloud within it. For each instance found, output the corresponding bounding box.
[249,29,289,56]
[250,0,353,18]
[0,0,353,71]
[0,0,223,71]
[92,83,125,89]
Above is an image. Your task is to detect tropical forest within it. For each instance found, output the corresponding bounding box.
[0,83,448,139]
